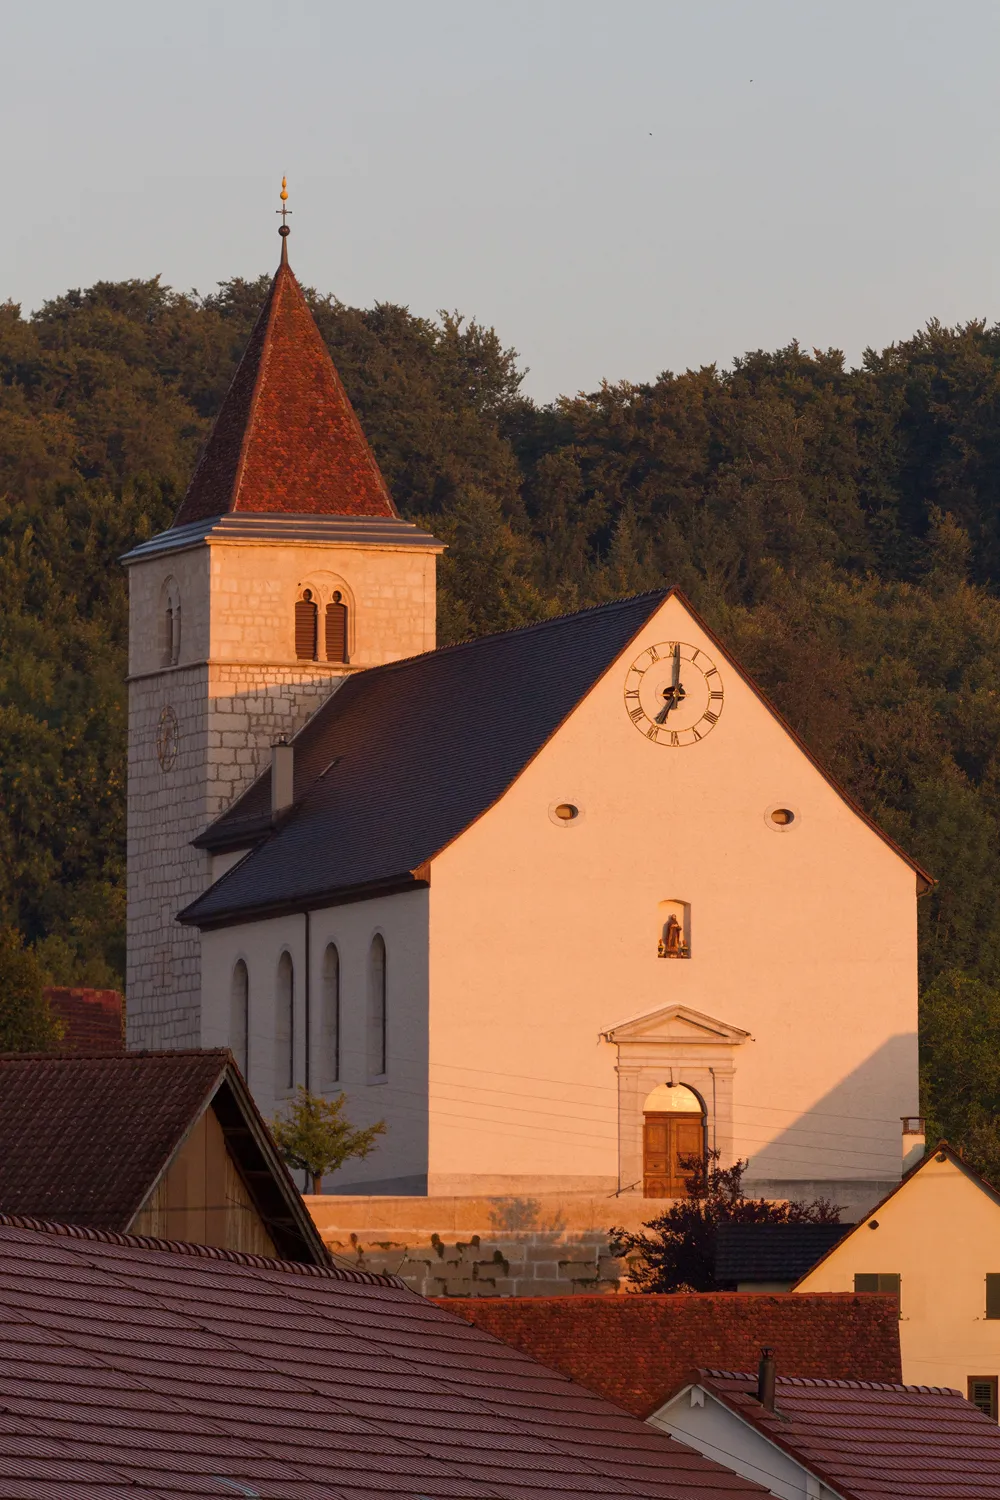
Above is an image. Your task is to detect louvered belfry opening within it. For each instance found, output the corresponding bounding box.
[295,591,318,660]
[326,592,349,663]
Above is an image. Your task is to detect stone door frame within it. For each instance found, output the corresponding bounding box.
[602,1004,750,1196]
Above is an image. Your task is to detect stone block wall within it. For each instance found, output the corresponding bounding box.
[325,1228,627,1297]
[308,1193,676,1297]
[127,661,338,1049]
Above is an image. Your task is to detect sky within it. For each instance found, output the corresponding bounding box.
[2,0,998,401]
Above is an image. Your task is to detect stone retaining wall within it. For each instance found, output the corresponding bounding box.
[309,1193,658,1297]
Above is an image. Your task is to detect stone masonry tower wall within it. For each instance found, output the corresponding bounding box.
[125,525,440,1049]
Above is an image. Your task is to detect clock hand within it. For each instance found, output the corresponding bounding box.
[655,678,687,724]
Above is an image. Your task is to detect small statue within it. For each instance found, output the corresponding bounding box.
[658,914,688,958]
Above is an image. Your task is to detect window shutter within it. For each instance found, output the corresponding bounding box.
[987,1276,1000,1320]
[969,1377,999,1420]
[326,600,348,663]
[295,598,318,660]
[854,1273,901,1302]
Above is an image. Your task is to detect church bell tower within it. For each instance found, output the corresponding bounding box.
[123,187,443,1049]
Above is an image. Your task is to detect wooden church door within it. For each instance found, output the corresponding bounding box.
[643,1112,704,1197]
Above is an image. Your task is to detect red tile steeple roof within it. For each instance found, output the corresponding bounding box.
[173,250,397,526]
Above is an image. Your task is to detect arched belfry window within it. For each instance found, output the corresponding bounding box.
[326,591,349,663]
[230,960,249,1077]
[295,590,318,661]
[276,951,294,1091]
[368,934,387,1078]
[159,577,181,667]
[321,943,340,1086]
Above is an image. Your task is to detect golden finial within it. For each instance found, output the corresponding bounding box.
[276,175,292,262]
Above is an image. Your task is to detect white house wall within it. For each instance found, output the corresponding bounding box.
[200,889,430,1194]
[797,1152,1000,1392]
[427,592,918,1208]
[650,1389,837,1500]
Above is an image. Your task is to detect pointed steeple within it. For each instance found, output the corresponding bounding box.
[173,206,396,527]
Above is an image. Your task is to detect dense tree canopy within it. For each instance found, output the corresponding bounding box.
[3,271,1000,1160]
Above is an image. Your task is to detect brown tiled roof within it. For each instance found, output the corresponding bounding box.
[44,986,123,1053]
[0,1050,229,1230]
[441,1293,902,1419]
[0,1216,768,1498]
[686,1369,1000,1499]
[173,251,397,526]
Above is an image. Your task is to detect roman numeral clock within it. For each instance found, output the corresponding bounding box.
[624,642,724,746]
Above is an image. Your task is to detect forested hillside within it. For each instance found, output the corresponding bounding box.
[2,272,1000,1163]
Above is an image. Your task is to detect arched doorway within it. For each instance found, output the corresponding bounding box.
[642,1083,705,1198]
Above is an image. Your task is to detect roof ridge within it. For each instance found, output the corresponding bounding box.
[0,1210,405,1287]
[703,1369,958,1394]
[0,1048,230,1062]
[228,259,286,513]
[322,588,674,685]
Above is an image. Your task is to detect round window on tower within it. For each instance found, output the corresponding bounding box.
[765,804,800,832]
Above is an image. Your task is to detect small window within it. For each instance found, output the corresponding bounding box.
[969,1377,999,1421]
[230,960,249,1077]
[855,1272,901,1304]
[276,951,294,1091]
[295,590,318,660]
[326,591,349,663]
[159,577,182,667]
[321,943,340,1086]
[368,934,387,1078]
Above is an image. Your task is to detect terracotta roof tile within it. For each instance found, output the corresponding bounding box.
[0,1218,768,1497]
[691,1369,1000,1499]
[44,988,123,1054]
[440,1293,902,1419]
[174,254,397,526]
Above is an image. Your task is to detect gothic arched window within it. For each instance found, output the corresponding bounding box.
[230,959,249,1077]
[367,934,387,1078]
[295,589,318,660]
[325,591,349,663]
[321,943,340,1086]
[276,950,294,1091]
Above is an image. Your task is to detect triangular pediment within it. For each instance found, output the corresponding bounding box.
[603,1003,750,1047]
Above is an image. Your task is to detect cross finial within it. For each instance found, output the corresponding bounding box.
[276,175,292,262]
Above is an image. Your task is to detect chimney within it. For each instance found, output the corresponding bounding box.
[902,1116,926,1174]
[756,1347,776,1411]
[271,738,294,816]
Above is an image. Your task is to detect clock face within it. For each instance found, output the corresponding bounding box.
[624,641,724,746]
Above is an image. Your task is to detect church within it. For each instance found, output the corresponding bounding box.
[124,217,929,1220]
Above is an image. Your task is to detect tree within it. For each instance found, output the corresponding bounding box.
[609,1153,841,1293]
[0,926,62,1052]
[271,1087,386,1193]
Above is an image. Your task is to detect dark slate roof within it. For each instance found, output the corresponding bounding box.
[181,591,670,927]
[442,1293,901,1419]
[0,1051,327,1263]
[173,249,397,527]
[683,1369,1000,1499]
[0,1216,768,1498]
[714,1222,853,1284]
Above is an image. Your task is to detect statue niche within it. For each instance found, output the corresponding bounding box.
[657,899,691,959]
